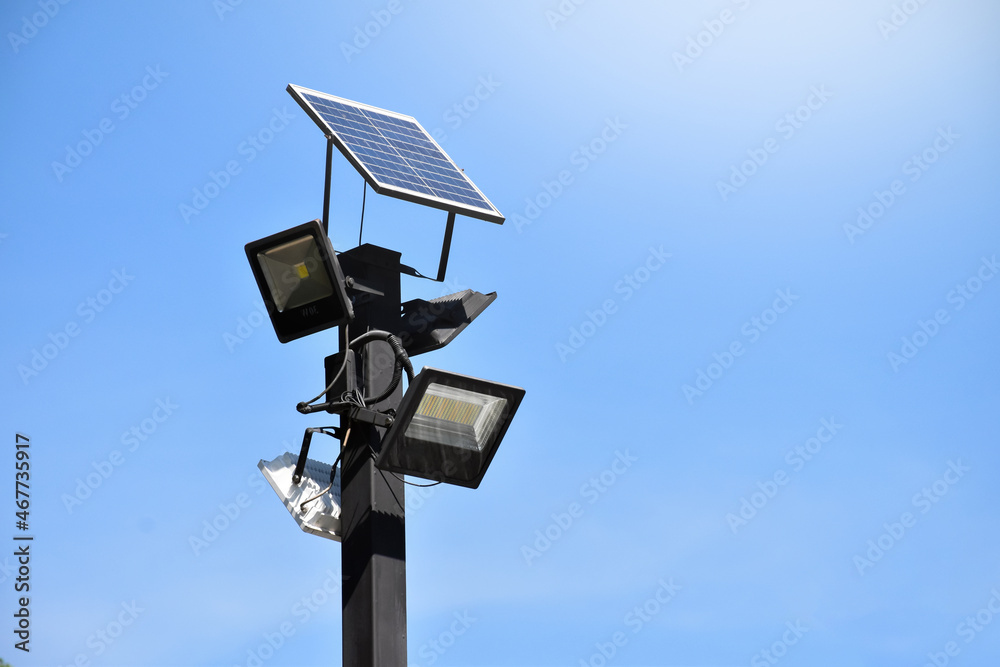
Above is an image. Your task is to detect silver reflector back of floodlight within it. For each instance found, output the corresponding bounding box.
[258,452,342,541]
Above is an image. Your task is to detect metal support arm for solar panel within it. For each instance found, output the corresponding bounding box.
[322,136,334,235]
[320,131,455,283]
[436,211,456,282]
[395,211,453,282]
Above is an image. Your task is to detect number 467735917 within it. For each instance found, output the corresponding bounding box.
[16,433,30,528]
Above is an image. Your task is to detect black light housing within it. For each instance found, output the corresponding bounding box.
[376,367,525,489]
[245,219,353,343]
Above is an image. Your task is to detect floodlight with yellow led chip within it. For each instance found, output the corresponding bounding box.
[245,219,353,343]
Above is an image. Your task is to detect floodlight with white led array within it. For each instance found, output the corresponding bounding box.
[245,219,353,343]
[375,367,525,489]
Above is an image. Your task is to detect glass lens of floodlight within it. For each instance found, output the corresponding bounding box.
[256,236,335,312]
[404,383,507,451]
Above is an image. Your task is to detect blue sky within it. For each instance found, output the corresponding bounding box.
[2,1,999,666]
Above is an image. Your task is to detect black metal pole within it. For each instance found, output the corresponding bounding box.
[331,244,406,666]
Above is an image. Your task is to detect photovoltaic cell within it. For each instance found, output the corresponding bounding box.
[287,84,504,223]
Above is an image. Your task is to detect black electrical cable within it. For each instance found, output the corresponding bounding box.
[346,330,414,405]
[388,471,441,488]
[362,441,441,489]
[298,451,344,510]
[297,329,414,414]
[298,427,349,511]
[297,325,351,412]
[385,334,414,381]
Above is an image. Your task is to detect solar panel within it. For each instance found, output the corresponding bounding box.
[287,84,504,224]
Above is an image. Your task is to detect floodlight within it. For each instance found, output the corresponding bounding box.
[245,219,353,343]
[375,367,525,489]
[397,289,497,356]
[258,452,342,541]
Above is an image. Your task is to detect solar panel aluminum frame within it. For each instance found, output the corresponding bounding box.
[287,84,505,225]
[375,367,525,489]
